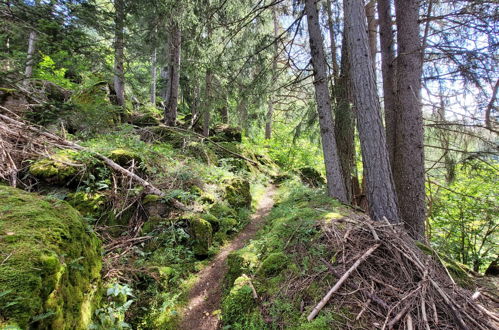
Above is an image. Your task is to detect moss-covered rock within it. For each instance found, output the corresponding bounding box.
[210,124,242,143]
[189,217,213,257]
[298,167,325,187]
[227,250,259,288]
[185,142,218,164]
[224,178,252,208]
[0,186,102,329]
[143,194,169,218]
[108,149,143,167]
[67,82,119,134]
[256,252,288,277]
[221,275,263,329]
[29,150,83,185]
[66,191,107,218]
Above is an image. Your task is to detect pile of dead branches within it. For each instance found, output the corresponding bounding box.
[0,106,60,186]
[306,215,498,329]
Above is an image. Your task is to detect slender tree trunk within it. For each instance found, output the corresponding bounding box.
[325,0,355,202]
[394,0,426,239]
[334,36,355,203]
[365,0,377,74]
[238,96,248,134]
[150,47,157,105]
[202,68,212,136]
[113,0,125,107]
[305,0,348,204]
[220,105,229,124]
[24,30,37,79]
[343,0,399,222]
[378,0,397,169]
[164,24,181,126]
[325,0,339,79]
[265,8,279,140]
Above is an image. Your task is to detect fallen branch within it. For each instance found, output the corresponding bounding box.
[307,243,381,321]
[0,113,188,211]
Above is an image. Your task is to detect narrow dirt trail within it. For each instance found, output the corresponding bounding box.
[179,185,276,330]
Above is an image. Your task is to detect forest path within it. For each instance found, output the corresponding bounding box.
[179,184,276,330]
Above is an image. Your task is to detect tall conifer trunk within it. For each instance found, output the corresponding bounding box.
[343,0,399,222]
[164,24,181,126]
[24,31,37,79]
[394,0,426,239]
[305,0,348,204]
[265,8,279,140]
[113,0,125,107]
[378,0,397,169]
[150,47,157,105]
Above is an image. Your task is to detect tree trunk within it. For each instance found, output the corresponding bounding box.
[325,0,339,79]
[164,24,181,126]
[265,8,279,140]
[24,30,37,79]
[220,105,229,124]
[203,68,212,136]
[394,0,426,239]
[343,0,399,222]
[150,47,157,105]
[378,0,397,169]
[365,0,377,74]
[305,0,348,204]
[113,0,125,107]
[333,36,355,203]
[238,98,248,134]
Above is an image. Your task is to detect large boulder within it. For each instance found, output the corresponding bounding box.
[189,217,213,257]
[29,150,83,185]
[0,185,102,329]
[224,178,252,208]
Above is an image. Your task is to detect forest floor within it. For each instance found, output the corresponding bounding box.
[179,184,277,330]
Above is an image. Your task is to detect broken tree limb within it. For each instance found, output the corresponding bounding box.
[307,243,381,321]
[0,113,188,211]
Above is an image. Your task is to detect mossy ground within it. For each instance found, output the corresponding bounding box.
[221,179,353,329]
[0,186,101,329]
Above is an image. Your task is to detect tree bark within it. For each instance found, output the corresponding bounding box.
[305,0,348,204]
[164,24,181,126]
[24,30,37,79]
[113,0,125,107]
[394,0,426,239]
[202,68,212,136]
[150,47,157,105]
[325,0,339,79]
[334,36,355,203]
[220,105,229,124]
[378,0,397,169]
[343,0,399,222]
[265,8,279,140]
[365,0,377,74]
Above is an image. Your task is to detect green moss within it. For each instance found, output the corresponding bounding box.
[109,148,143,167]
[29,150,82,184]
[257,252,288,277]
[225,178,252,208]
[221,275,263,328]
[298,167,325,187]
[189,217,213,257]
[0,186,102,329]
[227,250,259,288]
[143,194,162,204]
[66,191,106,217]
[185,142,218,164]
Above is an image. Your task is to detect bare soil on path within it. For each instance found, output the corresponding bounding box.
[179,185,276,330]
